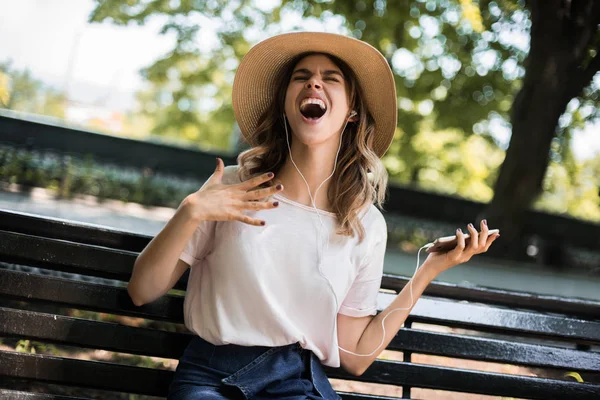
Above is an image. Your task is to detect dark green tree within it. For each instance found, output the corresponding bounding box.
[484,0,600,243]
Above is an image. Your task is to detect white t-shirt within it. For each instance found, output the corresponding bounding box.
[179,165,387,367]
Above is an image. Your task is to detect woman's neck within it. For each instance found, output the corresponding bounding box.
[276,142,340,211]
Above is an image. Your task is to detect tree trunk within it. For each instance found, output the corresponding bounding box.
[483,0,600,260]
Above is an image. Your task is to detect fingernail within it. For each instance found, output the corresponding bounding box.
[483,219,488,226]
[267,172,274,178]
[468,223,474,229]
[273,201,279,207]
[276,184,283,190]
[261,221,266,226]
[457,228,462,234]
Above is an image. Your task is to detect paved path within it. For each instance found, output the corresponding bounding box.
[1,187,598,302]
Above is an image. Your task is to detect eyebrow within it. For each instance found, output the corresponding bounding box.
[292,68,345,79]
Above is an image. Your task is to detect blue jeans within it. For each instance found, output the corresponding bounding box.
[168,336,341,399]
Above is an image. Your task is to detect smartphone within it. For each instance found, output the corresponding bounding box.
[426,229,499,253]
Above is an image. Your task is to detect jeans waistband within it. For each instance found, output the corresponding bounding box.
[172,335,339,399]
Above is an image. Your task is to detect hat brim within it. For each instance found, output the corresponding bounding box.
[232,32,397,158]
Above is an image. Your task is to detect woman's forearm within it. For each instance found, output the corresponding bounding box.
[352,263,438,374]
[128,200,201,306]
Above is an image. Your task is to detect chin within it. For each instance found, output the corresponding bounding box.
[294,133,339,150]
[289,123,326,141]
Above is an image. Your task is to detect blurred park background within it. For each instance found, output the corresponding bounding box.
[2,0,600,287]
[1,0,599,397]
[1,0,599,216]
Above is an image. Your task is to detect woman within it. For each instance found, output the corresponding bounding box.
[128,32,499,399]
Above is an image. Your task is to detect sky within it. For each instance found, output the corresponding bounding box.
[0,0,176,108]
[0,0,598,159]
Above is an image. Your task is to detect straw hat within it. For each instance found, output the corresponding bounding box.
[232,32,397,158]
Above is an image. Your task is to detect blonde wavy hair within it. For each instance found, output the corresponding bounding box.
[237,52,388,241]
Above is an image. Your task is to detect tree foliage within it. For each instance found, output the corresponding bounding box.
[90,0,273,150]
[88,0,600,223]
[0,61,66,118]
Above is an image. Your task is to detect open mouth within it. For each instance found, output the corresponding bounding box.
[300,98,327,120]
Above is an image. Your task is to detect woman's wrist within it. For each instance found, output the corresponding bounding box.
[178,195,208,224]
[419,259,445,281]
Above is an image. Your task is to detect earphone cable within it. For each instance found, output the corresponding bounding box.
[283,112,431,357]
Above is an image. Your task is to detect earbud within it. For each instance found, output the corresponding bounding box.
[349,110,357,118]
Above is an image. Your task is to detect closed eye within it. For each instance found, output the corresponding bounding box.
[293,76,339,83]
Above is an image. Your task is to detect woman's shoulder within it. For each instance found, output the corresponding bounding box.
[361,203,387,237]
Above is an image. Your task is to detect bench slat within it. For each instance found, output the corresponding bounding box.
[338,393,401,400]
[0,230,188,290]
[0,269,184,322]
[3,351,599,400]
[0,308,190,359]
[2,307,598,372]
[382,274,600,320]
[0,230,137,281]
[0,351,172,396]
[390,328,600,372]
[326,360,600,400]
[389,294,600,343]
[0,390,90,400]
[0,209,150,252]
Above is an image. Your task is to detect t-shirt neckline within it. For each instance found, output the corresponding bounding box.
[272,194,336,217]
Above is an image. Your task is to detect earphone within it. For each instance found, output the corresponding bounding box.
[282,110,429,357]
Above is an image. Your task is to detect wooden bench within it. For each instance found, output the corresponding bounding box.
[1,208,599,399]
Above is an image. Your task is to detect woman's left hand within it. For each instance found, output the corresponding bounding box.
[423,219,500,275]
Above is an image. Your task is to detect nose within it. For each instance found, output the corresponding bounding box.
[304,77,322,90]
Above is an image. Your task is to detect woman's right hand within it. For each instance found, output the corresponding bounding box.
[180,158,283,226]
